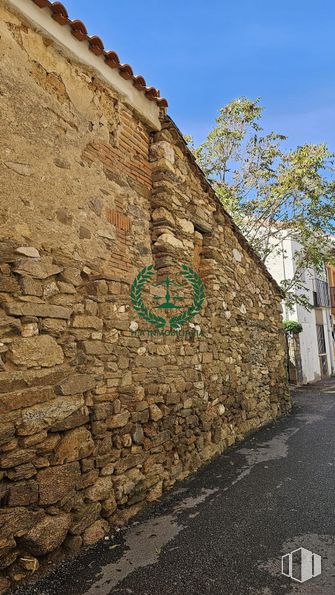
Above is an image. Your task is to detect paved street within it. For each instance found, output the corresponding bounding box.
[15,379,335,595]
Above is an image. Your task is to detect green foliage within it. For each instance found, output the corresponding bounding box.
[189,97,335,308]
[283,320,303,335]
[280,278,314,312]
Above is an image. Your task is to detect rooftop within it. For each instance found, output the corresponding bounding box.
[29,0,168,110]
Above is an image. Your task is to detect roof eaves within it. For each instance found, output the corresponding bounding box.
[30,0,168,110]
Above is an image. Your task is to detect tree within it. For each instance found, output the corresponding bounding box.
[189,98,335,309]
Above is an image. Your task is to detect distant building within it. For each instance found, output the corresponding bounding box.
[267,235,334,384]
[326,262,335,342]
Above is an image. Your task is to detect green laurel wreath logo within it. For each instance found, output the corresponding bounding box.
[130,264,166,328]
[170,264,205,329]
[130,264,205,329]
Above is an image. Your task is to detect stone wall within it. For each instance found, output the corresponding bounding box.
[0,2,291,591]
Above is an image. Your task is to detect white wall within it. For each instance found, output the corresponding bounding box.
[266,234,334,384]
[297,302,321,383]
[323,308,334,377]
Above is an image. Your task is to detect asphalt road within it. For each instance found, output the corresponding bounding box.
[14,378,335,595]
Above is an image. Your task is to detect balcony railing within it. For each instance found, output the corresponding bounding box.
[313,279,330,308]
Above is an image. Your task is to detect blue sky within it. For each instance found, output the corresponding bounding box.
[65,0,335,150]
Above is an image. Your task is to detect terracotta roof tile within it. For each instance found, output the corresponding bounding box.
[30,0,168,110]
[50,1,68,25]
[104,50,120,68]
[70,20,88,42]
[119,63,133,80]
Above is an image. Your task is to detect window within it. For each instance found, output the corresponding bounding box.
[193,230,203,272]
[316,324,326,355]
[330,287,335,309]
[313,279,330,308]
[192,223,212,272]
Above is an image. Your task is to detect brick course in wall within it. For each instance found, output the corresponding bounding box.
[0,2,291,591]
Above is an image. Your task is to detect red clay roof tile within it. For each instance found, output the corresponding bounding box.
[88,35,104,56]
[50,2,68,25]
[104,51,120,68]
[70,20,88,42]
[119,64,134,80]
[133,75,146,91]
[30,0,168,110]
[70,19,87,41]
[33,0,50,7]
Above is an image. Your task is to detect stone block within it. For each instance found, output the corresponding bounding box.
[55,374,97,395]
[80,341,109,355]
[0,449,35,469]
[0,550,18,571]
[80,469,99,489]
[85,477,113,502]
[16,395,84,435]
[0,387,55,415]
[0,276,20,293]
[53,427,94,464]
[60,267,82,286]
[18,513,71,555]
[132,425,144,444]
[63,535,82,552]
[177,218,194,234]
[8,335,64,368]
[8,480,38,506]
[149,404,163,422]
[13,257,63,279]
[0,536,16,559]
[7,463,37,481]
[50,408,89,432]
[40,318,68,334]
[58,281,76,294]
[151,207,175,226]
[38,462,81,505]
[20,277,43,297]
[101,496,117,516]
[15,247,40,258]
[154,233,183,250]
[5,302,71,319]
[106,411,130,429]
[82,520,109,545]
[72,315,103,330]
[114,454,144,475]
[0,423,15,447]
[0,508,45,540]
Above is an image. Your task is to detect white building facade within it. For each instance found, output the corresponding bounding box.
[266,236,334,384]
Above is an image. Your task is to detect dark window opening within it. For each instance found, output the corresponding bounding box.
[193,230,203,272]
[316,324,327,355]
